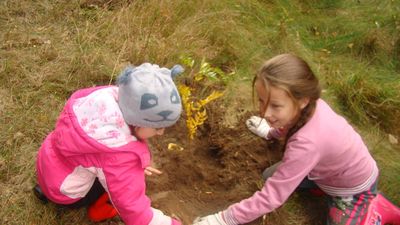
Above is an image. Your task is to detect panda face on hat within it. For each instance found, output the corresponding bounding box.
[117,63,183,128]
[140,88,181,122]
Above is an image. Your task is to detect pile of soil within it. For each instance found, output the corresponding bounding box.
[147,108,270,224]
[146,102,326,225]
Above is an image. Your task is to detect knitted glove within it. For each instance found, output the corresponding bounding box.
[192,212,227,225]
[246,116,271,139]
[87,192,118,222]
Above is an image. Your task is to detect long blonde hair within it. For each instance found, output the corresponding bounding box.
[254,53,321,147]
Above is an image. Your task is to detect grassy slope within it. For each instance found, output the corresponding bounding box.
[0,0,399,224]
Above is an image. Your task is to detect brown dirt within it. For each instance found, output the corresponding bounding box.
[146,102,326,225]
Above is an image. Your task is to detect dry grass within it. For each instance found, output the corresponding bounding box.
[1,0,399,224]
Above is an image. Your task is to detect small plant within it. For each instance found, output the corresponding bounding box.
[178,56,233,139]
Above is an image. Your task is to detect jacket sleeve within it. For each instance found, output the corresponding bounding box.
[267,127,285,140]
[226,136,320,224]
[101,151,153,225]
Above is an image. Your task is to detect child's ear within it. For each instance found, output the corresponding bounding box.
[299,98,310,110]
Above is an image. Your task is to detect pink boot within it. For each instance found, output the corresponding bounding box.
[362,193,400,225]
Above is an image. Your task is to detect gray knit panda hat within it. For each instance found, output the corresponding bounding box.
[117,63,183,128]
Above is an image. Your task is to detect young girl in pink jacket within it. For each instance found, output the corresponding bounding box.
[193,53,381,225]
[34,63,183,225]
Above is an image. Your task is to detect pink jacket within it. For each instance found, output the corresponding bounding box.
[36,86,176,225]
[224,99,378,224]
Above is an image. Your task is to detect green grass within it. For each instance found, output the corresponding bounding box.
[1,0,399,224]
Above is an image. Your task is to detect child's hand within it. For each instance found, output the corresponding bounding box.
[145,166,162,176]
[246,116,271,139]
[150,207,181,225]
[192,212,227,225]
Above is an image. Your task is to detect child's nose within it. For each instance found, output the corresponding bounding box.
[263,106,272,118]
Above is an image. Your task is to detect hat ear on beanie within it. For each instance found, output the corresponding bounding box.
[117,63,184,128]
[117,66,136,85]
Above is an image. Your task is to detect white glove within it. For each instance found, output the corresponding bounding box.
[246,116,270,139]
[192,212,227,225]
[149,208,172,225]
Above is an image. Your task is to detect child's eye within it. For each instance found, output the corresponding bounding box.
[271,104,281,108]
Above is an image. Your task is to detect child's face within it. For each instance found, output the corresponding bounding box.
[133,127,165,140]
[256,80,307,130]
